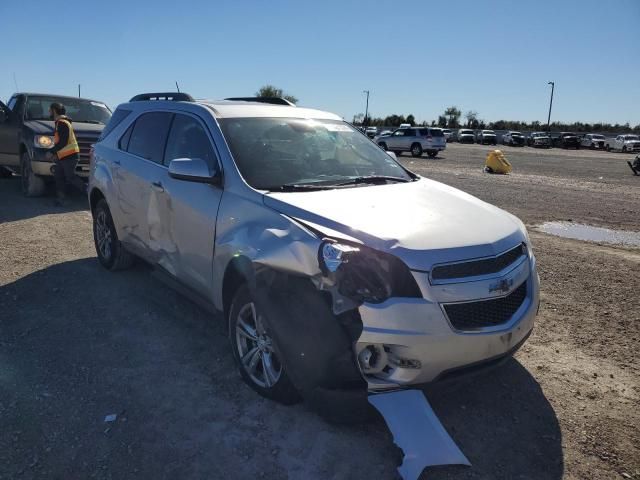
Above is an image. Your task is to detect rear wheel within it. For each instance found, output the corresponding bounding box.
[0,166,13,178]
[229,284,300,404]
[622,146,627,153]
[93,199,135,271]
[20,153,46,197]
[378,141,387,151]
[427,150,438,158]
[410,143,423,157]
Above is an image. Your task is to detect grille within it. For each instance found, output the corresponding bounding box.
[76,135,100,164]
[444,281,527,330]
[432,244,525,281]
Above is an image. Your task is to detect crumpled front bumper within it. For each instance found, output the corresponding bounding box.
[356,256,540,390]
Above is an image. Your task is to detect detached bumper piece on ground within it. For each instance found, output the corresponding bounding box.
[369,390,470,480]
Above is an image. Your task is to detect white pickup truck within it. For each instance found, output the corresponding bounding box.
[605,134,640,153]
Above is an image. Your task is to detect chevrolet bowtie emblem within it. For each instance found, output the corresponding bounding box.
[489,278,514,294]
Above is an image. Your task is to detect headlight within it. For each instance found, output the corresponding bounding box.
[34,135,54,149]
[319,241,421,304]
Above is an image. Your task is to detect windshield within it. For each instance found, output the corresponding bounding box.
[219,117,412,190]
[591,135,605,139]
[511,132,523,136]
[25,96,111,124]
[459,130,473,135]
[483,130,495,134]
[624,135,639,140]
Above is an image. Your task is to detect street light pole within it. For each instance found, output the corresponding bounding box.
[363,90,370,128]
[546,81,554,134]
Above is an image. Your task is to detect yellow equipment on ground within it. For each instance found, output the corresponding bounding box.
[484,149,512,174]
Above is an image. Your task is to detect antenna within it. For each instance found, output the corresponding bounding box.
[78,84,81,98]
[175,81,181,93]
[13,73,19,91]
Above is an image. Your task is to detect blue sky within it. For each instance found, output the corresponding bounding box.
[1,0,638,125]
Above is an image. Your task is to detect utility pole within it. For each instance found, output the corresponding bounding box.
[363,90,370,128]
[546,81,554,134]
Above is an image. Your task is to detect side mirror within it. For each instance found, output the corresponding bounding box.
[168,158,221,185]
[386,151,397,160]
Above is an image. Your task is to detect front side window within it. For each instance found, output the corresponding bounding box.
[127,112,173,164]
[164,114,218,173]
[7,96,18,111]
[219,118,412,190]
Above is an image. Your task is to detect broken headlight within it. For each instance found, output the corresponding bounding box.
[319,241,421,304]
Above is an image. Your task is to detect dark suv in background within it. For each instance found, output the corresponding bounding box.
[0,93,111,196]
[553,132,580,149]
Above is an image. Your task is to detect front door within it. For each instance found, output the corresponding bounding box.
[386,129,408,150]
[150,112,223,297]
[0,97,21,167]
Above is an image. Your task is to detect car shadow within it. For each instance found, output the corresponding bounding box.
[1,258,563,479]
[418,359,564,479]
[0,176,88,224]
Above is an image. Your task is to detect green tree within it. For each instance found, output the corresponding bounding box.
[255,85,298,104]
[406,114,416,126]
[444,106,462,128]
[437,115,447,128]
[464,111,478,127]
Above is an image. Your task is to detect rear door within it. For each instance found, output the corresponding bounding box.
[0,96,21,166]
[115,111,173,258]
[151,112,223,296]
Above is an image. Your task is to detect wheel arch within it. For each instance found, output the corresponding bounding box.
[89,187,106,215]
[222,255,255,327]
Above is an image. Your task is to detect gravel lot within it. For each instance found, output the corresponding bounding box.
[1,143,638,480]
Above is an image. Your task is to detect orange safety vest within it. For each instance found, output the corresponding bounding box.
[54,116,80,160]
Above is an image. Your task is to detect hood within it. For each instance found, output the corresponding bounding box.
[263,178,526,271]
[483,133,497,137]
[459,133,474,137]
[23,120,105,136]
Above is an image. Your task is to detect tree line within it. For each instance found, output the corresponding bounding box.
[353,106,640,133]
[253,88,640,134]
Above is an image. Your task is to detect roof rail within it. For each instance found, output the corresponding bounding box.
[129,92,194,102]
[225,97,296,107]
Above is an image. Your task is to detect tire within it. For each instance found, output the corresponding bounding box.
[0,166,13,178]
[622,146,627,153]
[427,150,437,158]
[394,151,403,157]
[93,199,135,271]
[378,141,387,151]
[20,153,46,197]
[229,284,300,405]
[410,143,423,157]
[606,145,611,152]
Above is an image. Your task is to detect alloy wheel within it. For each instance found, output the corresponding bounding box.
[95,209,113,261]
[235,303,282,389]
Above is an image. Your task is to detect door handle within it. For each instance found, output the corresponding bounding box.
[151,181,164,192]
[112,159,121,165]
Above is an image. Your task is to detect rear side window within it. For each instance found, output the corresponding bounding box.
[429,129,444,137]
[418,128,429,136]
[119,123,134,150]
[164,114,218,173]
[99,109,131,141]
[127,112,173,164]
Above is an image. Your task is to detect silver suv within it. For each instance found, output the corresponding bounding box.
[374,127,446,158]
[89,92,539,411]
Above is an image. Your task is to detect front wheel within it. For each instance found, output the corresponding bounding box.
[410,143,423,157]
[229,284,300,404]
[21,153,46,197]
[93,199,135,271]
[378,142,387,151]
[622,146,627,153]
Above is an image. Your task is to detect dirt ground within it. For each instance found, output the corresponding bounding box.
[1,143,638,480]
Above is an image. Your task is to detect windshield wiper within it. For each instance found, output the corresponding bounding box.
[76,120,104,124]
[334,175,411,186]
[263,183,339,192]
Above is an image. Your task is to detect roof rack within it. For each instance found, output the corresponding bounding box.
[129,92,194,102]
[224,97,296,107]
